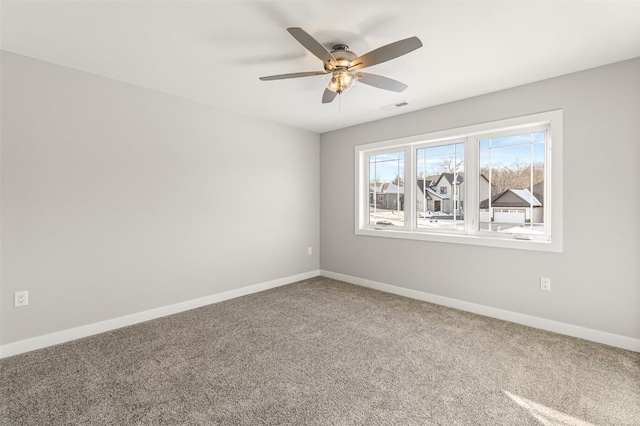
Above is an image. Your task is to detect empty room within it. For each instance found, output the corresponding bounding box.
[1,1,639,424]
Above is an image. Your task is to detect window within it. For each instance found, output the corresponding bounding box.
[355,111,562,252]
[479,130,545,235]
[369,151,405,227]
[416,141,464,231]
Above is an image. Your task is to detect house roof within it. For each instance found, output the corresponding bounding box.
[372,183,404,195]
[417,179,431,192]
[418,172,462,201]
[435,173,464,186]
[418,172,464,189]
[480,187,542,208]
[511,189,542,206]
[426,186,448,200]
[417,180,447,200]
[532,181,544,203]
[417,176,439,188]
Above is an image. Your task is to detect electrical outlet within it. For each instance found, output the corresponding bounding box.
[15,291,29,307]
[307,247,313,255]
[540,277,551,291]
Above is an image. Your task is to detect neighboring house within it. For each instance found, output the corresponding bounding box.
[416,178,449,213]
[370,183,404,210]
[478,175,491,212]
[479,183,544,224]
[434,173,463,213]
[416,173,490,215]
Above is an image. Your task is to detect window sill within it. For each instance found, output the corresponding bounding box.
[355,227,561,252]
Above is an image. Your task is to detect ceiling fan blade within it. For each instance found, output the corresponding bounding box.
[356,72,408,92]
[322,88,338,104]
[287,27,337,65]
[349,36,422,71]
[259,71,328,81]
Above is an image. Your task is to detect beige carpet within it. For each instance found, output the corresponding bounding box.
[1,277,639,425]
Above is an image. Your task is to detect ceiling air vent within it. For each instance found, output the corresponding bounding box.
[382,101,409,111]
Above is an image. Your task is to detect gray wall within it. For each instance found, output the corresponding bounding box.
[1,52,320,345]
[320,58,640,340]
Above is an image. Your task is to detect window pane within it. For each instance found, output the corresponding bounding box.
[416,142,464,231]
[479,131,546,235]
[479,131,545,149]
[369,151,405,227]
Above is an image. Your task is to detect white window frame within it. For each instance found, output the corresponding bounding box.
[354,110,563,252]
[367,146,409,230]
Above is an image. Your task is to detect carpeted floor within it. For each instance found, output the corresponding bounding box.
[1,277,639,425]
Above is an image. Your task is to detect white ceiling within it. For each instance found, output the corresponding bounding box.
[2,1,639,133]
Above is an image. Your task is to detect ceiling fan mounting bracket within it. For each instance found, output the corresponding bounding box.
[332,44,350,51]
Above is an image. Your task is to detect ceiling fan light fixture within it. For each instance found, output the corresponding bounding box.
[328,70,357,94]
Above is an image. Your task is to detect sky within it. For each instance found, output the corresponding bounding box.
[369,131,545,183]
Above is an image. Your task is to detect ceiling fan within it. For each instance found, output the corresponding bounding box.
[259,28,423,104]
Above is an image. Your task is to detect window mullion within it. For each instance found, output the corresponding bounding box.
[405,146,415,230]
[355,150,365,230]
[545,129,552,240]
[465,137,479,236]
[530,135,534,229]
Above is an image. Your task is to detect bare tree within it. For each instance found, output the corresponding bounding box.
[391,175,404,186]
[482,161,544,197]
[439,156,464,174]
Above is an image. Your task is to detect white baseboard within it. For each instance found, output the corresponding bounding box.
[321,270,640,353]
[0,270,321,359]
[4,269,637,358]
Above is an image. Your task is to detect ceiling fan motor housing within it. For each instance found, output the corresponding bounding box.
[324,44,357,71]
